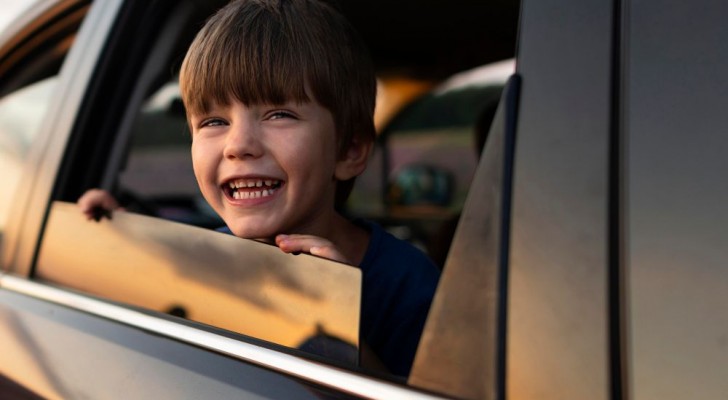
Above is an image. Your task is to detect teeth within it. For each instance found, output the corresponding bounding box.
[228,179,279,188]
[231,188,276,200]
[227,178,280,200]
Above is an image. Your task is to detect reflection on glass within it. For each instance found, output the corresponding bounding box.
[0,77,58,231]
[36,202,361,365]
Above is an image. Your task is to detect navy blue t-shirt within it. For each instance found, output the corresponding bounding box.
[355,220,440,376]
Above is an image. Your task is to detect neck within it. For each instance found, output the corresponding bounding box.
[326,213,371,266]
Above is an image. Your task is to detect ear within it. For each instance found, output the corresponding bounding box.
[335,136,373,181]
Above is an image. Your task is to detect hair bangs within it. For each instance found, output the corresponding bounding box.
[181,3,312,117]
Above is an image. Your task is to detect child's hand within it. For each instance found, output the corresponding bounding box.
[275,234,351,265]
[77,189,122,221]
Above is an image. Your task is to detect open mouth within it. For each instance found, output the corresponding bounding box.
[224,178,283,200]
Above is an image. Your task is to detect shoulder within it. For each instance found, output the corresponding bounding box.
[355,219,440,376]
[356,220,440,307]
[216,225,233,234]
[358,220,440,280]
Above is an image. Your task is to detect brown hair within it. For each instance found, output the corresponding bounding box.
[179,0,376,158]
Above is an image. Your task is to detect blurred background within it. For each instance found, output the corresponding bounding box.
[0,0,32,33]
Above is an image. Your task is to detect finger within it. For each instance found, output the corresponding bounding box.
[309,246,348,264]
[275,234,326,253]
[90,206,112,222]
[275,234,349,264]
[78,189,120,220]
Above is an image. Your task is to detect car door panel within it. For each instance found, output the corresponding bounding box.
[507,0,613,398]
[0,288,336,399]
[625,0,728,398]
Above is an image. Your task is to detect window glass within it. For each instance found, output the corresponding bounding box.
[37,201,362,365]
[121,82,190,199]
[347,63,510,267]
[0,75,58,233]
[117,81,222,228]
[0,0,88,242]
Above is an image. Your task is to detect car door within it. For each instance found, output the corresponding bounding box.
[623,1,728,399]
[504,0,728,399]
[21,0,717,399]
[3,0,606,399]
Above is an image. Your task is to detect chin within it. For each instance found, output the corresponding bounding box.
[226,222,278,241]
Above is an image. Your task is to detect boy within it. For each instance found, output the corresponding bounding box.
[80,0,440,377]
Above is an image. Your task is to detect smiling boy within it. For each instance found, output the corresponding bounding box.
[188,92,372,264]
[180,0,379,266]
[80,0,440,377]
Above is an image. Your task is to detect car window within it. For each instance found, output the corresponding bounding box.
[36,201,361,365]
[118,81,222,228]
[0,77,57,232]
[0,3,33,33]
[347,62,511,267]
[0,0,89,243]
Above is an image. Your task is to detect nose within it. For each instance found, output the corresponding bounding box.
[223,119,264,160]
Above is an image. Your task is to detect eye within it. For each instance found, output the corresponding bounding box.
[267,111,297,121]
[199,117,227,128]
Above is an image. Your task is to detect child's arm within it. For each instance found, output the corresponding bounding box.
[275,234,351,265]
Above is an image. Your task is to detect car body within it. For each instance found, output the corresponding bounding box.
[0,0,726,399]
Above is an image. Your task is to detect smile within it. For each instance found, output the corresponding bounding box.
[224,178,283,200]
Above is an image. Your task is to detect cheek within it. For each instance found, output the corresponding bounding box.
[190,142,214,185]
[285,141,335,175]
[190,144,202,175]
[285,130,337,169]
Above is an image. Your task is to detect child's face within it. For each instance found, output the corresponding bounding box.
[189,97,343,239]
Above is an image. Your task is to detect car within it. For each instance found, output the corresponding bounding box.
[1,0,726,399]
